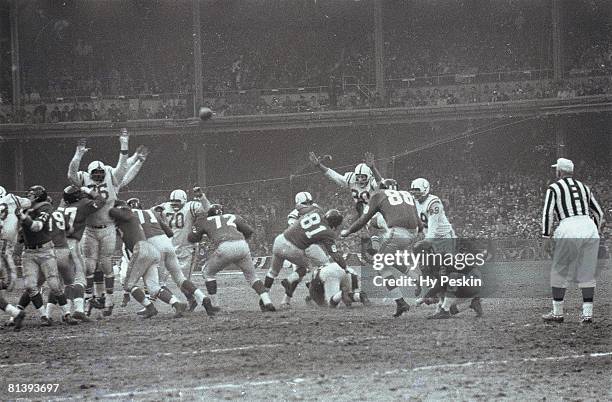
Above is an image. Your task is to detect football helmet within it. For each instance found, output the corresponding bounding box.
[295,191,313,206]
[0,186,6,198]
[87,161,106,183]
[127,198,141,209]
[410,178,430,200]
[379,178,398,191]
[114,199,128,208]
[207,204,224,217]
[28,185,48,203]
[324,209,343,229]
[169,189,187,211]
[63,185,82,204]
[354,163,372,186]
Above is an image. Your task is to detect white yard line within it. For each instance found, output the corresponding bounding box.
[86,350,611,399]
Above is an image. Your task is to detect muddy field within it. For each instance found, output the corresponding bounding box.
[0,261,610,401]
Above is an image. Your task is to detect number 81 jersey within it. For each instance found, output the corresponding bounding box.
[160,200,202,247]
[283,211,338,250]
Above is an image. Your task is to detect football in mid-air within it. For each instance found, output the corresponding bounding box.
[198,106,213,120]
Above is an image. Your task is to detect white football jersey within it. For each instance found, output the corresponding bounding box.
[77,167,120,226]
[324,168,378,206]
[0,194,31,242]
[160,200,203,247]
[415,194,455,239]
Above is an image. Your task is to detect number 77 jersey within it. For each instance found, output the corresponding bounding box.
[283,210,339,251]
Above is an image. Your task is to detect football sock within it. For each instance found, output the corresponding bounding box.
[6,304,20,318]
[552,300,564,316]
[582,302,593,318]
[260,292,272,305]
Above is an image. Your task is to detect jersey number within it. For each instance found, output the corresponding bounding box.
[351,189,370,203]
[135,210,158,224]
[61,207,78,234]
[48,211,66,231]
[384,190,415,206]
[300,212,326,238]
[167,212,185,229]
[88,183,109,200]
[208,214,236,229]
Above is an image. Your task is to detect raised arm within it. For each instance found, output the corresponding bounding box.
[364,151,383,184]
[309,152,347,188]
[111,128,131,186]
[68,139,89,185]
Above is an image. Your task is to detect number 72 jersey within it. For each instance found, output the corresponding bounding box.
[283,211,338,251]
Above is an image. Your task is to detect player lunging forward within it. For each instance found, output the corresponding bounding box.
[189,204,275,313]
[342,179,421,317]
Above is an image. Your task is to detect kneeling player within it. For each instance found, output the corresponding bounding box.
[110,201,187,318]
[414,240,483,319]
[308,262,368,308]
[188,204,275,313]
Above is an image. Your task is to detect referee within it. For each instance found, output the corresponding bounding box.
[541,158,604,324]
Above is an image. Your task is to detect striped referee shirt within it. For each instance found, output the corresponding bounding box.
[541,177,604,237]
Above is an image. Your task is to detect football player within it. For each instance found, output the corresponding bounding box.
[342,179,421,317]
[308,262,369,307]
[129,198,214,316]
[119,145,150,189]
[410,178,456,253]
[67,129,134,315]
[264,209,348,301]
[14,186,75,327]
[110,200,187,318]
[188,204,275,313]
[159,189,210,276]
[0,186,32,292]
[57,185,106,319]
[0,292,25,331]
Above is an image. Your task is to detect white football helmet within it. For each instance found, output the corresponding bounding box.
[295,191,313,206]
[0,186,6,198]
[410,178,430,199]
[354,163,372,186]
[169,189,187,211]
[87,161,106,182]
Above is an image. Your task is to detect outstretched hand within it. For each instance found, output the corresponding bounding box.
[76,138,90,156]
[308,151,322,166]
[364,151,375,167]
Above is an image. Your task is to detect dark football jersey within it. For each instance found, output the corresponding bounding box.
[49,209,69,248]
[21,202,54,248]
[283,210,338,250]
[191,213,254,248]
[109,207,146,252]
[59,197,104,241]
[367,190,420,229]
[131,209,166,239]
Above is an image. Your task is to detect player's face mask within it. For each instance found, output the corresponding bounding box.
[91,169,105,182]
[355,174,369,186]
[170,200,183,211]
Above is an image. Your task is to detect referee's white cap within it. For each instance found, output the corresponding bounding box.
[551,157,574,172]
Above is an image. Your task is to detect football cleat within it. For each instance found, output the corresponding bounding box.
[89,296,105,310]
[469,297,483,317]
[142,303,158,319]
[136,307,147,316]
[5,316,15,327]
[358,291,371,307]
[428,308,451,319]
[187,296,198,312]
[62,314,79,326]
[172,302,187,318]
[579,315,593,324]
[281,279,295,298]
[393,300,410,318]
[341,290,353,307]
[40,316,53,327]
[103,305,114,317]
[449,305,460,315]
[542,311,564,323]
[12,311,25,332]
[72,311,91,322]
[121,292,130,307]
[202,297,216,317]
[260,303,276,312]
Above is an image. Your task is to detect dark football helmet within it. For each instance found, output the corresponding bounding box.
[324,209,343,229]
[63,185,82,204]
[207,204,224,217]
[28,185,48,203]
[379,178,398,191]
